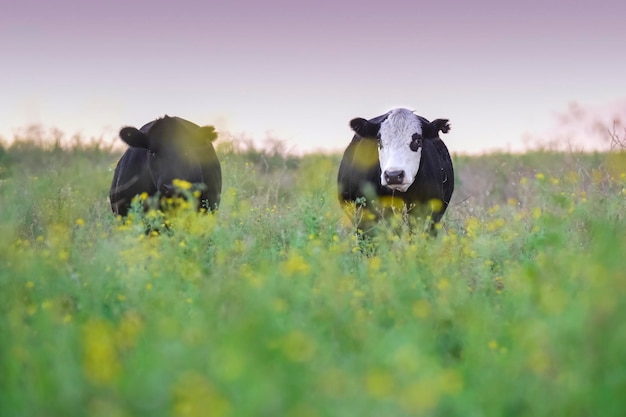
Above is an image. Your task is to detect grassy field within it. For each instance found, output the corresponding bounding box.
[1,133,625,417]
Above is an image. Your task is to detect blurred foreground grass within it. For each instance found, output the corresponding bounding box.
[0,135,625,417]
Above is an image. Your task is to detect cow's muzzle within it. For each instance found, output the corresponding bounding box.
[384,169,405,186]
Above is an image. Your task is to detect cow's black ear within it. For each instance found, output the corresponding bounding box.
[432,119,450,134]
[120,127,149,148]
[200,125,218,142]
[422,119,451,139]
[350,118,380,138]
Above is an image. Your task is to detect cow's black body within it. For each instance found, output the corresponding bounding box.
[110,116,221,216]
[337,112,454,234]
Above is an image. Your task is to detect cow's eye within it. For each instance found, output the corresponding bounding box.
[148,150,156,157]
[410,133,422,152]
[377,138,383,150]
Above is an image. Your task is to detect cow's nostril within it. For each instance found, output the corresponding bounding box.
[384,170,405,185]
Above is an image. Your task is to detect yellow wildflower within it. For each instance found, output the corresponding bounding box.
[172,179,192,190]
[401,380,441,414]
[465,217,480,237]
[82,319,121,384]
[282,253,310,275]
[281,331,316,362]
[171,372,230,417]
[368,256,382,272]
[365,369,395,398]
[429,198,443,212]
[412,300,431,318]
[437,279,450,291]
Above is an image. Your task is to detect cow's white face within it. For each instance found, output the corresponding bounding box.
[377,108,423,192]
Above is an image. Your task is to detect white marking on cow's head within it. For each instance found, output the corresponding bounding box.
[377,108,423,192]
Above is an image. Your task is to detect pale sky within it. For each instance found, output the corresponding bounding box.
[1,0,624,154]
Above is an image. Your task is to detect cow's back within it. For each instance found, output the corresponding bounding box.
[197,147,222,212]
[406,138,454,223]
[110,147,155,216]
[430,137,454,209]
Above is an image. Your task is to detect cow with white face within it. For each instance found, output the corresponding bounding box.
[337,108,454,235]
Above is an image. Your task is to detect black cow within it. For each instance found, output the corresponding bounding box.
[110,116,222,216]
[337,108,454,235]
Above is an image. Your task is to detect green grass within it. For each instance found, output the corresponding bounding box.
[1,135,625,417]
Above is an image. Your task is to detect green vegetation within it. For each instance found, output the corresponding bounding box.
[1,133,625,417]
